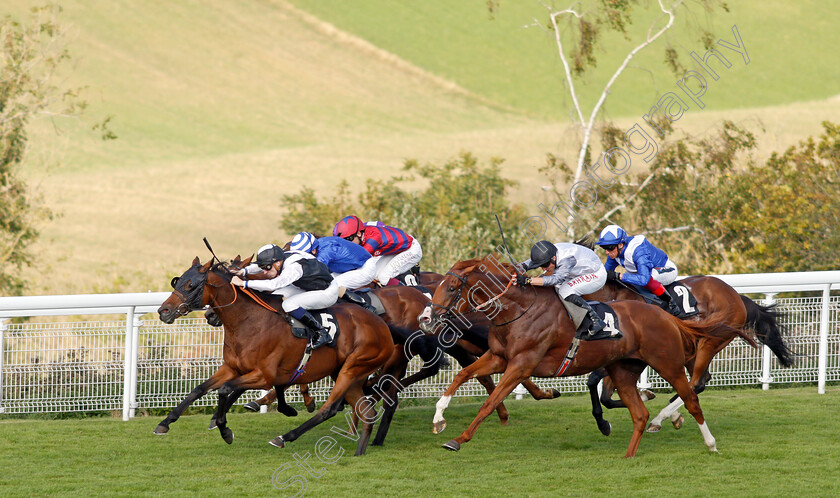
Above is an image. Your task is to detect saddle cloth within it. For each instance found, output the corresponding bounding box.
[629,281,700,319]
[579,302,623,341]
[288,309,341,347]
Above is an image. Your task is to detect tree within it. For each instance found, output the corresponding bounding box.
[0,5,95,294]
[525,0,729,233]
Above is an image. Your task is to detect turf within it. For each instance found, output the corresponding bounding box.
[2,386,838,496]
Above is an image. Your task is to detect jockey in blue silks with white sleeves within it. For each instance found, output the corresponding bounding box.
[289,232,379,309]
[596,224,681,316]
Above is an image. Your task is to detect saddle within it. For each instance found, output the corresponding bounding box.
[629,282,700,319]
[355,290,386,315]
[287,309,341,348]
[578,302,623,341]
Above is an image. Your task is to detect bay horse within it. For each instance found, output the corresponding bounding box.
[583,275,794,434]
[155,257,394,455]
[419,257,757,457]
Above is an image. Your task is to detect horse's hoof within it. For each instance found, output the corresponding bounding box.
[499,418,509,426]
[640,389,656,401]
[550,388,562,398]
[442,440,461,452]
[208,418,217,431]
[305,400,316,413]
[278,405,298,417]
[269,436,285,448]
[671,413,684,430]
[597,420,612,437]
[646,423,662,433]
[243,401,260,412]
[432,420,446,434]
[153,424,169,435]
[220,428,234,445]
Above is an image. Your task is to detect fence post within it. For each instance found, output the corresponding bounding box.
[129,312,141,418]
[760,293,776,390]
[638,367,651,390]
[122,308,135,421]
[513,383,528,400]
[818,285,830,394]
[0,319,5,414]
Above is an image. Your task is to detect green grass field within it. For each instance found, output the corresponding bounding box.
[5,0,840,294]
[1,386,838,497]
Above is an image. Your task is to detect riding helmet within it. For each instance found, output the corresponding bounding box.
[255,244,286,267]
[529,240,557,268]
[597,225,627,246]
[290,232,318,253]
[333,215,363,238]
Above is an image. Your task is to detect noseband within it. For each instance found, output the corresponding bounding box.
[169,264,237,317]
[428,270,534,328]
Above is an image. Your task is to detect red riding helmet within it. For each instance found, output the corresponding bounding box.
[333,215,363,239]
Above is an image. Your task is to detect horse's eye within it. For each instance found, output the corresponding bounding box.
[447,286,455,292]
[185,281,193,291]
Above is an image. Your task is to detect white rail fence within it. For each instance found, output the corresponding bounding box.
[0,272,838,421]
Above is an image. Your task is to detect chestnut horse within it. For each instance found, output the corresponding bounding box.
[155,257,394,455]
[420,257,757,457]
[583,276,794,434]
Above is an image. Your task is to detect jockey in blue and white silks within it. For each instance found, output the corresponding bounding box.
[289,232,378,290]
[596,224,680,316]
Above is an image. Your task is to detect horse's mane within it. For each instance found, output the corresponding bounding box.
[574,235,594,250]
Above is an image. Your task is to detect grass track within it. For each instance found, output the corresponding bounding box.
[2,386,838,496]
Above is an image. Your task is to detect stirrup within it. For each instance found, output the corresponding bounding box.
[310,330,330,349]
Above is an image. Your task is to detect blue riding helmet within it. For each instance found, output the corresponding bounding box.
[597,225,627,246]
[290,232,318,253]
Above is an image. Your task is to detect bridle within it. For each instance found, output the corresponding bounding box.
[168,263,238,317]
[428,269,536,328]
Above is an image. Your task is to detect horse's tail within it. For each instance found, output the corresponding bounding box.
[673,310,759,354]
[739,295,795,367]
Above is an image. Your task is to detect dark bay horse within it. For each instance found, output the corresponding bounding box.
[583,276,794,433]
[155,257,395,455]
[419,257,757,457]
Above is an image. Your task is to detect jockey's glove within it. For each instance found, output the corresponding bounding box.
[606,269,619,282]
[516,274,532,287]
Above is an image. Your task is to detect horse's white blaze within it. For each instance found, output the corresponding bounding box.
[698,421,717,451]
[433,395,452,424]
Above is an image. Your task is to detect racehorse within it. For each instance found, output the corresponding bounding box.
[583,275,794,434]
[419,257,757,457]
[155,257,394,455]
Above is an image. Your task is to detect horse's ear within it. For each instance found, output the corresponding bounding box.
[232,254,242,264]
[200,260,213,272]
[243,254,253,265]
[192,256,201,266]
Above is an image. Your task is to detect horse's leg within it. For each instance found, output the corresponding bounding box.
[605,362,649,458]
[433,351,507,434]
[214,387,247,443]
[213,370,268,444]
[300,384,317,413]
[586,368,612,436]
[520,378,561,400]
[343,383,376,457]
[371,382,399,447]
[447,346,510,426]
[270,370,364,448]
[243,388,278,412]
[442,355,532,451]
[650,360,717,452]
[154,365,236,435]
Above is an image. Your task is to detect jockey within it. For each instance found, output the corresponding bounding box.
[230,244,338,349]
[288,231,378,309]
[516,240,606,335]
[596,224,681,316]
[333,215,423,286]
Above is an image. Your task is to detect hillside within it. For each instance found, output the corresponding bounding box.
[7,0,840,295]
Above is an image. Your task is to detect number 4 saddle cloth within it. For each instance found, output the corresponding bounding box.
[578,302,624,341]
[288,310,341,348]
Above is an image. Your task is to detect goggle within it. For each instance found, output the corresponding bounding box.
[601,244,618,251]
[343,233,359,242]
[259,262,275,271]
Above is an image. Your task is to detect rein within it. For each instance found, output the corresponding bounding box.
[432,270,536,328]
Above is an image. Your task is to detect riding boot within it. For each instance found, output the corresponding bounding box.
[297,310,330,349]
[564,294,606,335]
[341,290,377,313]
[658,291,681,317]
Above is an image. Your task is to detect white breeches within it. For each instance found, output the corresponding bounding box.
[278,281,340,312]
[556,266,607,299]
[331,257,379,290]
[651,259,678,286]
[374,238,423,284]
